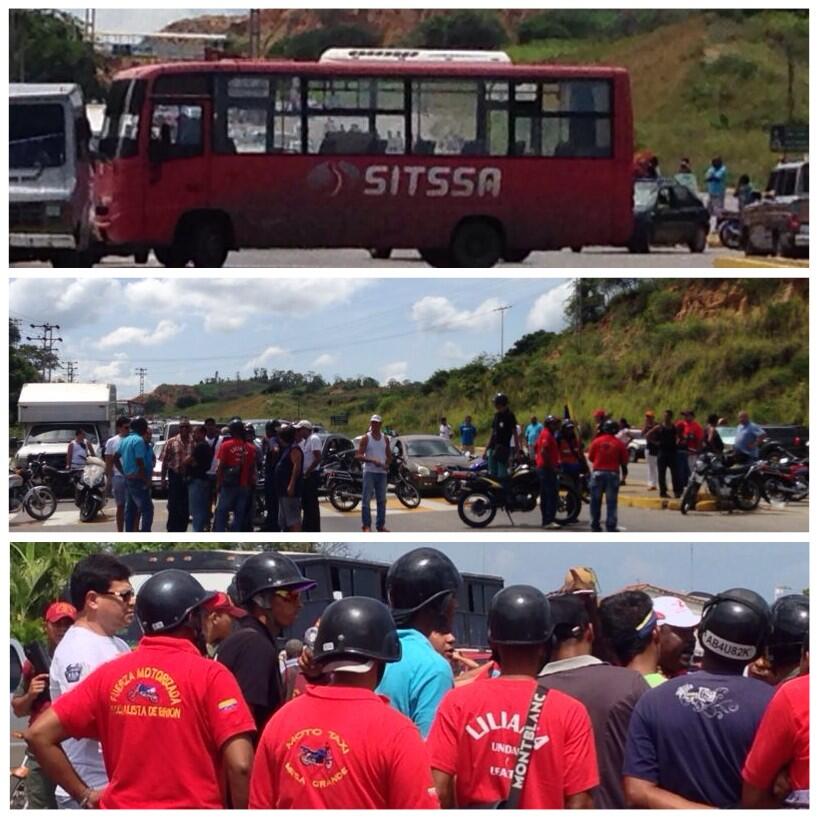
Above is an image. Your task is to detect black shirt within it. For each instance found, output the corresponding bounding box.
[491,408,518,448]
[216,616,284,735]
[656,424,678,455]
[189,441,213,480]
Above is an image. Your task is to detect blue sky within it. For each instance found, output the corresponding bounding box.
[65,9,244,35]
[356,541,809,602]
[9,277,571,398]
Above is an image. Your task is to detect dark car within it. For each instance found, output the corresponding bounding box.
[630,178,710,254]
[759,425,809,459]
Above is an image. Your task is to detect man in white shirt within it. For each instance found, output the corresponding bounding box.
[439,417,453,440]
[296,420,322,532]
[49,553,134,808]
[103,416,131,532]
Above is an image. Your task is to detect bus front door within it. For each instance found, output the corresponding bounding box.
[144,99,210,260]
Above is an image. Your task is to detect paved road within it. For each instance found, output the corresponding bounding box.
[13,246,746,268]
[12,464,808,534]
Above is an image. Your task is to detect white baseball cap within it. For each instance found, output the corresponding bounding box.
[653,596,701,629]
[370,414,382,423]
[294,419,312,429]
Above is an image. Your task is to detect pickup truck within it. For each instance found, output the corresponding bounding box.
[742,160,809,258]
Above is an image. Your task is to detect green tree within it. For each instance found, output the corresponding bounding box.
[406,11,507,50]
[175,394,199,410]
[10,319,43,420]
[9,10,104,99]
[269,22,381,60]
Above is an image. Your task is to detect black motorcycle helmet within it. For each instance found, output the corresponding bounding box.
[602,419,619,435]
[493,392,509,408]
[698,587,771,663]
[136,569,216,634]
[386,547,462,619]
[544,414,559,427]
[768,594,809,665]
[488,585,553,645]
[312,596,401,667]
[228,416,245,437]
[233,552,317,606]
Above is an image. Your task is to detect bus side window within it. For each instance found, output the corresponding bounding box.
[149,104,203,161]
[412,79,480,156]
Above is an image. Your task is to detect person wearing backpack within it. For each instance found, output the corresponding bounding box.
[213,417,257,533]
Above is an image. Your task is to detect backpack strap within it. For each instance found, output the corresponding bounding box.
[505,679,549,809]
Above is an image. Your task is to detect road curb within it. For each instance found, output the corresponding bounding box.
[713,257,809,269]
[617,492,717,512]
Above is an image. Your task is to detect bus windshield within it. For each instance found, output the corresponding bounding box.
[99,79,145,160]
[10,103,66,169]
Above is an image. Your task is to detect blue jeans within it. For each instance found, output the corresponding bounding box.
[362,472,387,530]
[590,470,620,531]
[125,480,154,532]
[537,467,558,525]
[188,477,211,532]
[487,448,510,479]
[213,485,250,532]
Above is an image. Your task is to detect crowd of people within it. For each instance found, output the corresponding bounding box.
[16,549,808,809]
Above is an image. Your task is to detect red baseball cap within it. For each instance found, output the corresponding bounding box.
[201,592,246,619]
[45,601,77,623]
[592,408,606,418]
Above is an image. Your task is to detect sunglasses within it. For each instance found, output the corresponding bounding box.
[273,589,301,603]
[100,588,136,604]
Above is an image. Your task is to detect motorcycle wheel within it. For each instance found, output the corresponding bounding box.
[329,482,360,512]
[396,480,421,509]
[680,483,699,515]
[554,485,581,525]
[79,493,99,522]
[441,478,462,505]
[457,491,497,528]
[735,479,761,511]
[24,486,58,521]
[791,482,809,502]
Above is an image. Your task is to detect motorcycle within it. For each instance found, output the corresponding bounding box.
[325,454,420,512]
[437,456,486,504]
[716,211,742,250]
[75,456,107,522]
[753,456,808,503]
[457,462,581,528]
[680,453,764,514]
[9,458,58,521]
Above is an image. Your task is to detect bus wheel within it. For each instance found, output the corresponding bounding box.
[571,245,583,253]
[419,248,452,267]
[451,220,502,267]
[51,249,94,267]
[369,248,392,260]
[154,245,189,267]
[190,222,229,268]
[134,250,149,265]
[503,249,530,263]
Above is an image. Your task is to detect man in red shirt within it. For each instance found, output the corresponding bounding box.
[428,585,598,809]
[249,596,439,809]
[742,638,809,808]
[587,419,629,532]
[213,416,258,533]
[12,601,76,809]
[534,415,561,529]
[680,410,704,477]
[26,570,255,809]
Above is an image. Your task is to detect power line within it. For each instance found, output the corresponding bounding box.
[63,361,79,382]
[25,322,62,382]
[492,305,511,357]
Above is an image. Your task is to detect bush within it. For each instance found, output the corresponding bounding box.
[270,22,380,60]
[646,289,683,323]
[405,11,507,50]
[143,397,165,415]
[175,394,199,410]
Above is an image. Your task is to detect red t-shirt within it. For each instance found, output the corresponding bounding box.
[427,676,598,808]
[742,673,809,793]
[218,439,257,487]
[52,636,255,809]
[587,434,629,471]
[534,428,561,470]
[249,684,439,809]
[682,421,704,453]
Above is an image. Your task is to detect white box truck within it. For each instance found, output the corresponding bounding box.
[16,382,117,469]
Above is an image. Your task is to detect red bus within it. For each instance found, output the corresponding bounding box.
[94,56,633,267]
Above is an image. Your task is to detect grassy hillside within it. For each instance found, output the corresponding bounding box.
[509,13,808,184]
[150,279,808,439]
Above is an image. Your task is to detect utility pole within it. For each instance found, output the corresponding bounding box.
[83,8,96,43]
[64,361,79,383]
[248,9,261,58]
[26,323,62,382]
[135,367,148,399]
[492,305,511,357]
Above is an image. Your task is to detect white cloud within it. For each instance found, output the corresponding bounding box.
[121,278,370,333]
[245,345,289,371]
[98,319,182,349]
[410,296,504,333]
[441,341,467,361]
[380,361,408,385]
[10,278,121,329]
[525,283,572,333]
[313,353,337,367]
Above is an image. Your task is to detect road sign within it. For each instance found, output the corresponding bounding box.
[770,124,808,152]
[330,413,349,426]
